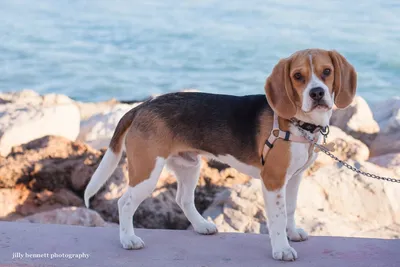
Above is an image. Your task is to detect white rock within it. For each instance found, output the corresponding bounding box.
[76,98,119,121]
[369,153,400,176]
[369,97,400,157]
[78,103,140,150]
[315,126,369,166]
[331,96,380,146]
[370,97,400,134]
[370,131,400,157]
[0,92,80,156]
[16,207,106,227]
[202,162,400,239]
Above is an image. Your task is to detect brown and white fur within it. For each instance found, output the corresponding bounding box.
[84,49,357,261]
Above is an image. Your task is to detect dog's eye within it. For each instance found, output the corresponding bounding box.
[293,72,302,80]
[323,68,331,76]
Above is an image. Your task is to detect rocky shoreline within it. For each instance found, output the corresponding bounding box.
[0,89,399,239]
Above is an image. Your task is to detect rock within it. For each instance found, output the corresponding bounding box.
[0,136,102,190]
[298,162,400,235]
[0,135,130,220]
[76,98,119,121]
[370,132,400,157]
[201,180,267,233]
[370,97,400,134]
[369,153,400,176]
[368,98,400,157]
[203,162,400,239]
[314,126,369,168]
[0,90,80,156]
[0,185,31,219]
[78,103,141,150]
[1,186,84,220]
[331,96,380,146]
[16,207,106,227]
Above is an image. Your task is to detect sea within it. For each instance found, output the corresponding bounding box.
[1,0,399,103]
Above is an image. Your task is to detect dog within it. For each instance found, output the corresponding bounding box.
[84,48,357,261]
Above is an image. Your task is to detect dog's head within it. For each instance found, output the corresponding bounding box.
[265,49,357,125]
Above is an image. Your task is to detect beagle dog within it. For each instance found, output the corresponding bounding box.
[84,49,357,261]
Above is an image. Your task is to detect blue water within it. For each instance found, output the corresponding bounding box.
[1,0,399,102]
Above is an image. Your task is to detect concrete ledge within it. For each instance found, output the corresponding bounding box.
[0,222,399,267]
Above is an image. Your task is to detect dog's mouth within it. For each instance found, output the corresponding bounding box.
[310,101,330,111]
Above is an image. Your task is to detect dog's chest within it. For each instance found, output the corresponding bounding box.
[287,142,317,177]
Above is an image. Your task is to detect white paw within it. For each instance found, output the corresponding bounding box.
[120,235,145,250]
[287,228,308,242]
[272,245,298,261]
[193,220,218,235]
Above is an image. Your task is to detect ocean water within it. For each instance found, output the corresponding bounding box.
[0,0,399,103]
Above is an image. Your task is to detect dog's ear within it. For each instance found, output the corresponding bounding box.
[265,58,297,119]
[329,50,357,109]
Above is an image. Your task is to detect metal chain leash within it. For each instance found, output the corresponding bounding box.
[291,120,400,184]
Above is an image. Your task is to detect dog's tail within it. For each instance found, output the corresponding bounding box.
[84,108,138,208]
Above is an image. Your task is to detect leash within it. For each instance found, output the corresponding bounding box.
[291,119,400,184]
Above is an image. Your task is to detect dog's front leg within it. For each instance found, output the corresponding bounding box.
[286,172,308,242]
[262,180,297,261]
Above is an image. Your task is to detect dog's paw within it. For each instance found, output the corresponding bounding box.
[193,220,218,235]
[287,228,308,242]
[120,235,145,250]
[272,245,298,261]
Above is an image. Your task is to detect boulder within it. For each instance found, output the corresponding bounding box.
[0,136,119,219]
[369,153,400,176]
[202,162,400,238]
[201,180,267,233]
[16,207,106,227]
[298,161,400,233]
[370,132,400,157]
[370,97,400,134]
[0,185,31,219]
[1,187,84,220]
[76,98,119,121]
[369,97,400,157]
[78,103,141,150]
[0,90,80,156]
[0,136,102,190]
[314,126,369,167]
[331,96,380,146]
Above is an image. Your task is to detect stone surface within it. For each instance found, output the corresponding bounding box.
[370,131,400,157]
[16,207,106,227]
[202,180,267,233]
[370,97,400,134]
[367,97,400,157]
[203,162,400,239]
[76,98,119,121]
[314,126,370,168]
[0,136,101,190]
[78,103,141,150]
[0,90,80,156]
[0,186,31,219]
[297,162,400,237]
[369,153,400,176]
[0,136,114,220]
[1,222,399,267]
[331,96,380,146]
[0,187,84,221]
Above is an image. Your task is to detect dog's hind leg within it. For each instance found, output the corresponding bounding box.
[167,154,218,235]
[118,156,165,250]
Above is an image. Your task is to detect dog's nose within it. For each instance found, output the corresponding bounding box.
[309,87,325,101]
